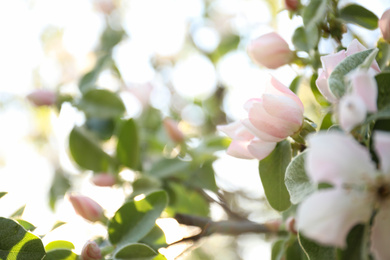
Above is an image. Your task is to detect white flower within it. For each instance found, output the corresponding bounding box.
[297,131,390,260]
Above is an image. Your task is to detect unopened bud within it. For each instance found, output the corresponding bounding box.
[264,219,282,232]
[163,118,184,143]
[91,173,116,187]
[285,0,300,11]
[68,194,104,222]
[247,32,293,69]
[81,241,102,260]
[379,9,390,42]
[27,90,57,107]
[285,217,297,234]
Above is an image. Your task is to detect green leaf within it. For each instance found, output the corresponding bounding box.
[209,34,240,63]
[339,4,378,30]
[285,151,316,204]
[139,225,167,251]
[114,243,167,260]
[259,140,292,212]
[69,126,118,172]
[100,26,125,52]
[116,118,140,170]
[10,205,25,218]
[50,221,66,232]
[49,169,71,211]
[45,240,75,252]
[77,89,125,119]
[0,192,7,199]
[298,233,336,260]
[0,217,46,260]
[310,73,329,106]
[375,72,390,110]
[44,249,78,260]
[165,182,210,217]
[302,0,328,27]
[86,117,116,140]
[148,158,191,179]
[271,240,284,260]
[319,112,333,130]
[108,191,168,246]
[337,225,365,260]
[79,54,111,93]
[131,176,162,199]
[289,76,302,94]
[328,48,375,98]
[365,106,390,123]
[15,219,36,232]
[376,39,390,70]
[292,26,319,52]
[188,161,218,192]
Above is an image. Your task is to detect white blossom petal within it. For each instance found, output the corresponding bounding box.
[374,131,390,174]
[297,189,373,248]
[338,94,367,132]
[306,132,376,186]
[370,207,390,260]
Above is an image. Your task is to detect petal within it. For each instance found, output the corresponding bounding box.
[305,132,377,186]
[374,131,390,174]
[320,50,346,76]
[227,140,255,159]
[370,207,390,260]
[247,102,299,140]
[217,121,254,141]
[346,39,381,73]
[268,77,304,112]
[338,94,367,132]
[297,189,372,248]
[349,70,378,112]
[262,94,304,126]
[241,118,282,142]
[247,139,277,160]
[316,69,337,103]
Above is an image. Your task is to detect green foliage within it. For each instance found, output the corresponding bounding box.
[77,89,125,119]
[298,233,336,260]
[339,4,378,30]
[86,117,116,140]
[209,34,240,63]
[114,243,167,260]
[259,140,292,212]
[293,26,319,53]
[289,75,302,94]
[375,72,390,110]
[0,217,45,260]
[148,158,191,179]
[0,192,7,199]
[328,48,375,98]
[108,190,168,246]
[44,249,78,260]
[336,225,366,260]
[139,225,167,251]
[116,118,140,170]
[49,169,70,211]
[376,39,390,70]
[45,240,75,252]
[78,54,111,93]
[15,219,36,232]
[302,0,328,27]
[69,126,118,172]
[285,151,316,204]
[10,205,25,218]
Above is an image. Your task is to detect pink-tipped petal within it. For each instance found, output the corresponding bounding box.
[268,77,304,112]
[349,70,378,112]
[247,140,277,160]
[320,50,346,76]
[241,119,282,142]
[338,94,367,132]
[227,140,255,159]
[217,121,254,141]
[247,102,298,140]
[297,189,372,248]
[379,9,390,41]
[316,69,337,103]
[374,131,390,174]
[262,94,304,126]
[306,132,376,186]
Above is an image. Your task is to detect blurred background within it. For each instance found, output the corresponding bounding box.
[0,0,386,259]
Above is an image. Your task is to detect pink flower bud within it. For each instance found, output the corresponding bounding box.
[285,0,300,11]
[218,77,303,161]
[285,217,297,234]
[247,32,293,69]
[163,118,184,143]
[81,241,102,260]
[379,9,390,41]
[27,90,57,107]
[91,173,116,187]
[68,194,104,222]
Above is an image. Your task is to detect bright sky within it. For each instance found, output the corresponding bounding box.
[0,0,387,259]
